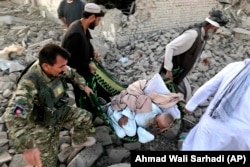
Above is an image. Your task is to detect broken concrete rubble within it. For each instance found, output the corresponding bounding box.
[0,15,29,25]
[0,0,249,167]
[233,27,250,40]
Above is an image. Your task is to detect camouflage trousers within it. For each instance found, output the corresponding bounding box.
[8,106,92,167]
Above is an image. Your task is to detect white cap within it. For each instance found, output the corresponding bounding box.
[205,17,220,28]
[84,3,104,15]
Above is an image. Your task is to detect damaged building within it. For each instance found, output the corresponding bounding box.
[0,0,250,167]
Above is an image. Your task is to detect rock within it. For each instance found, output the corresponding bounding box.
[0,152,12,164]
[67,143,104,167]
[107,163,131,167]
[58,146,72,163]
[94,126,113,146]
[9,154,26,167]
[2,89,12,98]
[233,28,250,40]
[0,16,29,25]
[107,148,130,164]
[162,121,181,139]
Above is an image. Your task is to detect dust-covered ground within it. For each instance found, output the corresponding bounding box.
[0,1,249,167]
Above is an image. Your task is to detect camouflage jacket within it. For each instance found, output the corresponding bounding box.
[4,60,87,152]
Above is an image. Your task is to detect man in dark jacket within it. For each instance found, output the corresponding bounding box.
[61,3,105,110]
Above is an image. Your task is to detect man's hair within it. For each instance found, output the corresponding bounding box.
[209,9,229,27]
[147,113,173,135]
[39,43,71,66]
[82,11,105,19]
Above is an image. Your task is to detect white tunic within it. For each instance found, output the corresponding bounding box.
[163,28,205,71]
[182,60,250,150]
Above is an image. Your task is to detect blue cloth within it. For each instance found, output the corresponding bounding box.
[210,59,250,121]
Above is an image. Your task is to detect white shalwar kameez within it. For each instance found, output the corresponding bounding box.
[182,60,250,150]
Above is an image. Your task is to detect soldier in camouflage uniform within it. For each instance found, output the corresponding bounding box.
[4,43,96,167]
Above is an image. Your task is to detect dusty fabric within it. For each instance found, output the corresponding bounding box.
[111,78,183,113]
[209,59,250,121]
[149,92,184,109]
[182,59,250,150]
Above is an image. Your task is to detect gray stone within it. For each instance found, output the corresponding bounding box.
[0,16,29,25]
[162,121,181,139]
[0,132,7,139]
[0,82,12,90]
[108,148,130,163]
[59,130,70,137]
[93,117,104,126]
[177,139,184,150]
[8,73,18,82]
[58,135,71,146]
[110,135,123,146]
[193,108,203,118]
[0,152,12,164]
[0,144,8,153]
[58,146,72,163]
[233,28,250,40]
[0,1,249,167]
[59,164,66,167]
[68,143,103,167]
[108,163,131,167]
[9,154,27,167]
[94,126,113,146]
[2,89,12,98]
[0,124,5,132]
[0,138,8,147]
[123,142,141,150]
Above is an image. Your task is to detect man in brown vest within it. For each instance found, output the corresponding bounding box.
[160,9,229,85]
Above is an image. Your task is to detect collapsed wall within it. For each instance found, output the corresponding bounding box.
[10,0,248,45]
[121,0,218,34]
[94,0,220,44]
[0,1,250,166]
[10,0,218,40]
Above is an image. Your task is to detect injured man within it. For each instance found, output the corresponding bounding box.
[107,73,184,143]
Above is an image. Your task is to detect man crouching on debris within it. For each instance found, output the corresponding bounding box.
[4,43,96,167]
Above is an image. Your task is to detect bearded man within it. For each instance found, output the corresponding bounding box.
[160,9,229,85]
[61,3,105,112]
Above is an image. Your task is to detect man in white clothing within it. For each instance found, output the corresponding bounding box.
[182,59,250,150]
[160,9,229,85]
[108,103,177,143]
[107,73,183,143]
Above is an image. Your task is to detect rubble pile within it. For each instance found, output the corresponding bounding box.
[0,1,249,167]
